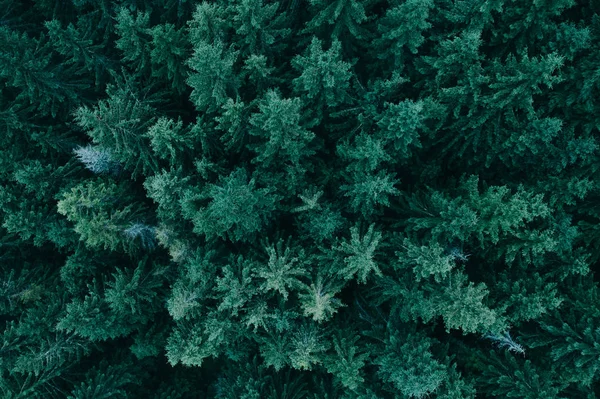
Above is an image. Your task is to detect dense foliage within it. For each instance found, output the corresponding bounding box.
[1,0,600,397]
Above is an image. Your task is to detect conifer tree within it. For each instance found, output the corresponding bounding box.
[186,40,240,113]
[73,79,159,177]
[292,37,353,122]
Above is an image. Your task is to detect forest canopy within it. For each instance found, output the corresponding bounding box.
[1,0,600,397]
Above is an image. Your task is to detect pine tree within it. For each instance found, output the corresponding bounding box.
[45,19,113,88]
[73,79,159,177]
[335,224,382,283]
[288,322,329,370]
[340,169,400,219]
[375,330,447,398]
[73,145,120,175]
[398,238,455,283]
[114,8,152,77]
[292,37,353,118]
[298,276,344,323]
[56,179,147,251]
[146,117,195,166]
[230,0,291,56]
[374,0,434,70]
[255,240,308,300]
[376,99,425,159]
[478,352,564,398]
[323,333,369,390]
[0,25,87,117]
[181,168,280,242]
[68,359,141,399]
[187,2,228,45]
[143,167,190,224]
[148,23,190,93]
[303,0,369,43]
[186,40,240,113]
[248,89,316,186]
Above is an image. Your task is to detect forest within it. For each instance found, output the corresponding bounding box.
[1,0,600,397]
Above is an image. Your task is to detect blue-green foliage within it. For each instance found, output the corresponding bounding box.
[1,0,599,397]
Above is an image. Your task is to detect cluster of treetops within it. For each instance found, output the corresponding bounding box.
[1,0,600,397]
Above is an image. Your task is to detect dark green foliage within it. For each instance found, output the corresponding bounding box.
[181,167,280,242]
[249,89,315,170]
[478,352,565,399]
[375,330,447,398]
[56,179,148,251]
[323,333,369,390]
[292,37,353,119]
[148,23,190,93]
[45,19,113,88]
[146,117,196,166]
[68,359,141,399]
[186,40,239,113]
[303,0,368,42]
[73,80,159,177]
[2,0,600,397]
[231,0,291,56]
[335,224,382,283]
[374,0,434,69]
[0,26,87,117]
